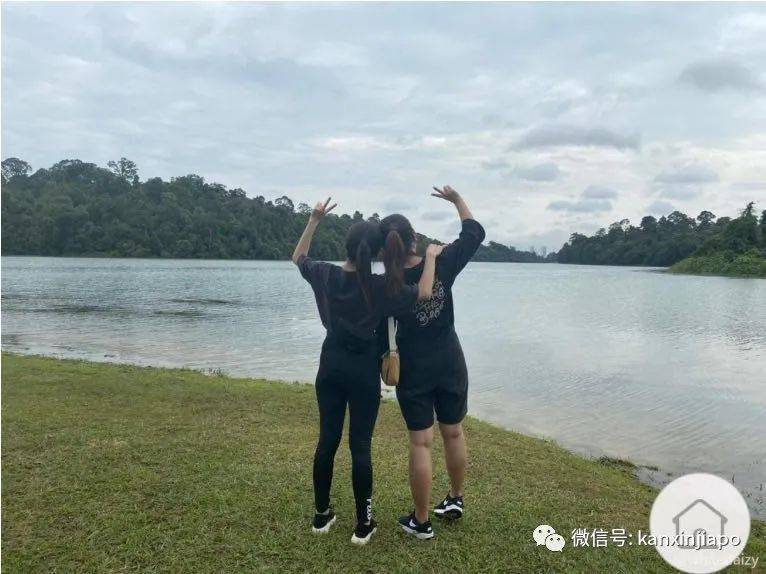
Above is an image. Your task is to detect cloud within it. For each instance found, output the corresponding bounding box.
[421,211,453,221]
[546,184,617,213]
[514,162,560,182]
[547,198,613,213]
[679,59,761,93]
[444,220,463,238]
[730,181,766,192]
[658,187,702,200]
[3,3,766,253]
[646,200,675,215]
[481,158,510,171]
[654,164,718,184]
[514,125,640,151]
[380,197,413,213]
[652,164,718,201]
[582,185,618,199]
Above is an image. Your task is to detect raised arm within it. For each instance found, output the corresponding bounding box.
[429,186,485,285]
[416,244,444,300]
[291,197,337,264]
[432,185,472,221]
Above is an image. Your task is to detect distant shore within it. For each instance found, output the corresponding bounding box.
[3,354,764,572]
[668,251,766,278]
[5,252,765,279]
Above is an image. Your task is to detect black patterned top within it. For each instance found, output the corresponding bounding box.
[395,218,485,344]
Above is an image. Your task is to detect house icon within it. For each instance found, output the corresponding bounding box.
[672,498,727,549]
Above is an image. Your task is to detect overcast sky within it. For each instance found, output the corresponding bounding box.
[3,2,766,250]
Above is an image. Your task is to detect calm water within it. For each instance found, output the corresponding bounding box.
[3,256,765,516]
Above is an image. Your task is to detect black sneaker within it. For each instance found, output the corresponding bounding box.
[434,492,463,520]
[398,512,434,540]
[351,519,377,545]
[311,509,336,534]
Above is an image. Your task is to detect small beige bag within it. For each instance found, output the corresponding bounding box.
[381,317,400,386]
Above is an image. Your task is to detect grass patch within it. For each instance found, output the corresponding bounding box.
[669,250,766,278]
[2,354,764,573]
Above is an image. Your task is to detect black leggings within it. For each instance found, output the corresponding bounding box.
[313,338,381,524]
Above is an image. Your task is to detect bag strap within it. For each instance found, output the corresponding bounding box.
[387,317,398,353]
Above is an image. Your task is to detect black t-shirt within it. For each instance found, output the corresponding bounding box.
[395,219,485,344]
[298,255,419,352]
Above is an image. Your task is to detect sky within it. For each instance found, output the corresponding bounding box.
[3,2,766,251]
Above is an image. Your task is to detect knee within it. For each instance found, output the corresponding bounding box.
[410,428,434,449]
[440,423,463,442]
[348,435,372,463]
[316,432,342,458]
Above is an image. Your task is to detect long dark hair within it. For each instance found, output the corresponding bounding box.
[380,214,415,296]
[345,221,384,307]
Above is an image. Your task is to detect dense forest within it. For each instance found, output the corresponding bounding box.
[1,157,549,263]
[557,202,766,274]
[4,157,763,275]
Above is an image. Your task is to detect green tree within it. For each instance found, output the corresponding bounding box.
[2,157,32,182]
[107,158,139,185]
[275,196,295,211]
[696,210,716,228]
[556,204,762,268]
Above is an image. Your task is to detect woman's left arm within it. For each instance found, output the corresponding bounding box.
[432,185,473,221]
[292,197,337,264]
[430,186,485,284]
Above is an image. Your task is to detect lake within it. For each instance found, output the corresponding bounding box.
[2,256,765,517]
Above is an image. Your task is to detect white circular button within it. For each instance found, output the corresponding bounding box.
[650,473,750,573]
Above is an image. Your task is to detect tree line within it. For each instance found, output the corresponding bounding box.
[1,157,549,262]
[5,157,761,272]
[557,204,766,268]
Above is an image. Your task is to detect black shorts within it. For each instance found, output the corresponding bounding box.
[395,329,468,431]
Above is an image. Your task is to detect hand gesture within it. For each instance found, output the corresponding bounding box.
[426,243,445,258]
[431,185,461,204]
[310,197,338,222]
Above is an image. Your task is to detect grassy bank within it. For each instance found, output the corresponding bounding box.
[669,250,766,278]
[3,354,764,573]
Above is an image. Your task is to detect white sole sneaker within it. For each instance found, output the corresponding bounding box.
[312,515,336,534]
[399,522,434,540]
[350,526,377,545]
[434,506,463,520]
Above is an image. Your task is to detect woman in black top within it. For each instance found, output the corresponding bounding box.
[292,198,443,545]
[380,186,485,539]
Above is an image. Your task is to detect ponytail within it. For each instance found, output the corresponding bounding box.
[383,230,406,296]
[380,214,415,297]
[344,221,382,310]
[356,238,373,307]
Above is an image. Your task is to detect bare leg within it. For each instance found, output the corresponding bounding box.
[439,422,466,497]
[408,427,434,523]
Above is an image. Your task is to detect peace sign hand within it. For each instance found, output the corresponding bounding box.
[310,197,338,222]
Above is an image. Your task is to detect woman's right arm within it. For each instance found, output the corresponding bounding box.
[416,244,444,300]
[291,197,337,264]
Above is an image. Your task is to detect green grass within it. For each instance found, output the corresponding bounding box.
[2,354,764,573]
[669,250,766,278]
